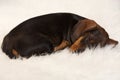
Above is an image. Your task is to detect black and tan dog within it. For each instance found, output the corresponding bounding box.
[1,13,118,59]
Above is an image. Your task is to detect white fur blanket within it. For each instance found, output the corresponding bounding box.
[0,0,120,80]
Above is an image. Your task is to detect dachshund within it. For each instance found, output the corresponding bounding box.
[1,13,118,59]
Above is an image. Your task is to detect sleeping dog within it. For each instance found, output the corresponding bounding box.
[1,13,118,59]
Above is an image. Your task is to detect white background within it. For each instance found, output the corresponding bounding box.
[0,0,120,80]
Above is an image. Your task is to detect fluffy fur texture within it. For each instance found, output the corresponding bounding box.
[0,0,120,80]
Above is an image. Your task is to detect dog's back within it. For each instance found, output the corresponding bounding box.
[2,13,85,58]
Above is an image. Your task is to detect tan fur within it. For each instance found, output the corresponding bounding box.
[12,49,19,57]
[70,36,84,52]
[54,40,69,51]
[71,19,97,42]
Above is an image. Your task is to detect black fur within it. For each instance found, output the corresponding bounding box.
[2,13,85,58]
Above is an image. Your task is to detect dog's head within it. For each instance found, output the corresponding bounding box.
[71,19,118,49]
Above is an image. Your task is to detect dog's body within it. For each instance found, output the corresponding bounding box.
[2,13,118,59]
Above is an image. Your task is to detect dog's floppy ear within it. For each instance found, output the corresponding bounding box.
[71,19,97,42]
